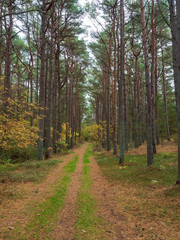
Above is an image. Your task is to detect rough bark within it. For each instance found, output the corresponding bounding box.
[37,0,47,160]
[140,0,154,166]
[4,1,13,110]
[124,76,128,151]
[69,57,74,149]
[26,11,34,127]
[168,0,180,183]
[107,33,112,152]
[57,44,62,140]
[155,26,160,145]
[44,22,54,158]
[151,0,157,154]
[52,50,58,154]
[95,92,100,125]
[134,56,139,148]
[161,43,171,141]
[0,7,2,95]
[102,68,107,149]
[112,7,117,155]
[119,0,125,164]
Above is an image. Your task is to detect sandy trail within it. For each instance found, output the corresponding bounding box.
[0,145,86,238]
[1,143,179,240]
[51,142,88,240]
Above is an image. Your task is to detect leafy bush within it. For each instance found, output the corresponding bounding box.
[56,140,69,152]
[0,94,39,162]
[82,121,106,147]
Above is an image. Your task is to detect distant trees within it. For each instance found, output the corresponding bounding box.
[88,0,176,168]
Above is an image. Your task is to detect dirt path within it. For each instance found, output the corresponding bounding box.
[1,144,179,240]
[51,142,88,240]
[0,145,86,238]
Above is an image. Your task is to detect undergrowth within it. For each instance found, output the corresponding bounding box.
[95,151,180,226]
[0,159,62,183]
[75,145,106,240]
[95,152,178,187]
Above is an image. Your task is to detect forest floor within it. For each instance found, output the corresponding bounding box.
[0,141,180,239]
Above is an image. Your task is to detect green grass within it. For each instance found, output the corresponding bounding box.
[0,159,62,183]
[95,151,180,228]
[75,146,106,240]
[96,152,178,187]
[2,156,79,240]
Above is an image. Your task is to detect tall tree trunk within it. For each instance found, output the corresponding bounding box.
[155,30,160,145]
[140,0,154,166]
[0,7,2,96]
[134,56,138,148]
[95,92,100,125]
[107,33,112,151]
[52,50,58,154]
[161,43,171,141]
[66,79,69,146]
[17,60,21,102]
[119,0,125,164]
[44,25,53,158]
[112,8,117,155]
[102,68,107,149]
[74,76,79,145]
[57,45,62,140]
[37,0,47,160]
[161,44,171,141]
[36,20,39,104]
[124,69,128,151]
[27,12,34,127]
[138,75,143,146]
[168,0,180,183]
[4,1,13,110]
[69,58,74,149]
[142,75,146,143]
[151,0,156,154]
[128,66,133,148]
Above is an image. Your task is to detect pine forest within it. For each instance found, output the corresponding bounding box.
[0,1,180,239]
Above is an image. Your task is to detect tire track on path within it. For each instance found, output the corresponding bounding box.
[0,145,86,239]
[51,142,88,240]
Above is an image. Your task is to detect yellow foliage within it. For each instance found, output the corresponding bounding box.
[0,114,38,152]
[82,121,106,146]
[0,88,39,154]
[59,122,72,142]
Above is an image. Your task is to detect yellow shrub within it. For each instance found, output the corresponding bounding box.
[0,90,39,158]
[0,114,38,152]
[82,121,106,146]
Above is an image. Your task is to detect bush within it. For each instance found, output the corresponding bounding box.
[81,121,106,147]
[0,95,39,163]
[56,140,69,153]
[0,145,37,163]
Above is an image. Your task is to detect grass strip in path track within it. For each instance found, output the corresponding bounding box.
[4,155,79,240]
[75,145,106,240]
